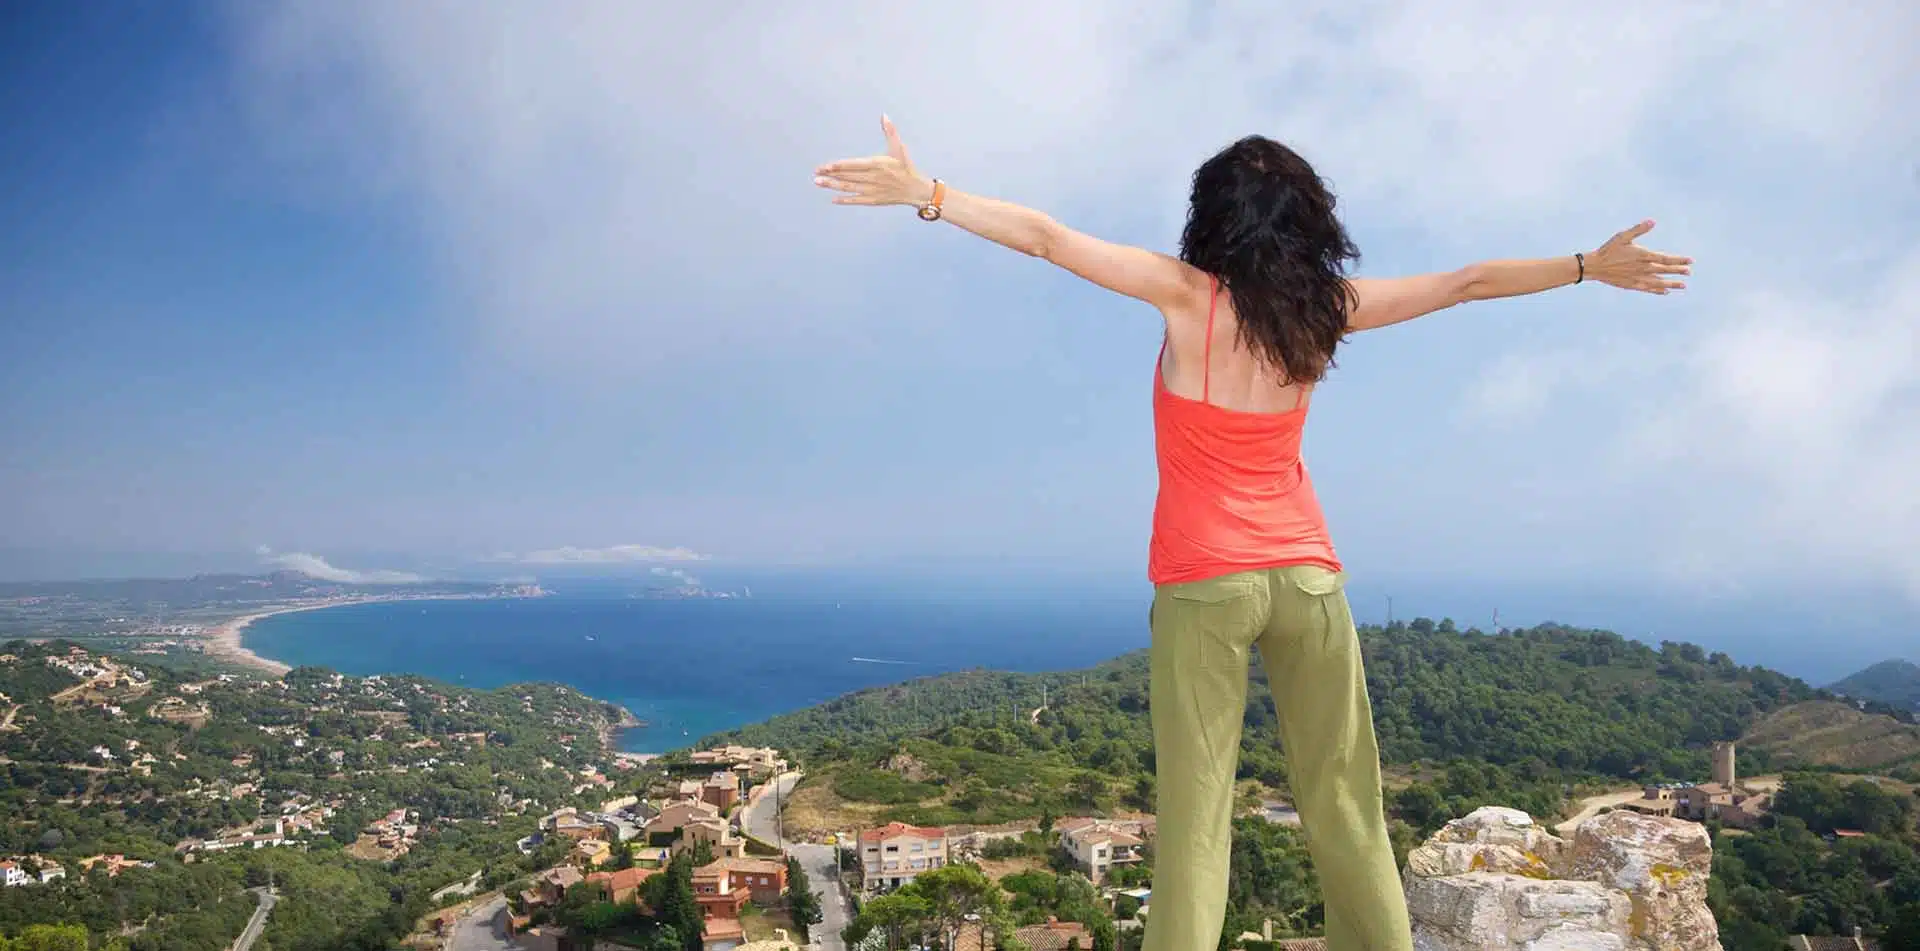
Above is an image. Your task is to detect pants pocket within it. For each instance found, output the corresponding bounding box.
[1287,567,1347,598]
[1154,574,1265,669]
[1280,567,1352,650]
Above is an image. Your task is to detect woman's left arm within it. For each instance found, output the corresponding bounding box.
[1345,221,1692,331]
[815,116,1206,312]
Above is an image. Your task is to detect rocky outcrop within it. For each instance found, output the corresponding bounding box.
[1405,806,1720,951]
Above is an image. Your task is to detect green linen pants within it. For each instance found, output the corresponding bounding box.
[1142,565,1411,951]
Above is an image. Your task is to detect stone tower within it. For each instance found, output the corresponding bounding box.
[1711,741,1736,788]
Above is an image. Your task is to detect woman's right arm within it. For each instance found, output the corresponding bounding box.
[815,116,1208,314]
[1346,221,1692,332]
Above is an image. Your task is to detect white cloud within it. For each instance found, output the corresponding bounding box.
[218,1,1920,593]
[222,1,1917,370]
[495,544,709,566]
[1457,250,1920,596]
[256,547,426,584]
[650,566,701,587]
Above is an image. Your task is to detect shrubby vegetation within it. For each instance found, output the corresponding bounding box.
[720,621,1917,949]
[720,621,1817,800]
[1711,774,1920,948]
[0,641,639,949]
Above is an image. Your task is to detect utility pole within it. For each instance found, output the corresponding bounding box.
[1386,596,1394,626]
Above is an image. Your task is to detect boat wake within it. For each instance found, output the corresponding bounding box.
[849,657,915,666]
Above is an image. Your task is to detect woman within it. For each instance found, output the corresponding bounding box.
[814,118,1689,951]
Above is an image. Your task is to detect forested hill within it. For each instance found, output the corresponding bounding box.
[1830,658,1920,712]
[713,619,1828,784]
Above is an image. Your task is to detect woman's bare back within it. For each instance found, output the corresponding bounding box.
[1159,283,1314,414]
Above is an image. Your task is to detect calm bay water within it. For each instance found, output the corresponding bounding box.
[240,566,1912,753]
[241,577,1151,753]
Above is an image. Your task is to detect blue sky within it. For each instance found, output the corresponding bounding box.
[3,2,1918,636]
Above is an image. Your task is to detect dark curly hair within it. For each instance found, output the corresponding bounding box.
[1179,136,1359,385]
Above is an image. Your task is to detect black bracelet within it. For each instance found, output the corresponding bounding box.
[1574,252,1585,284]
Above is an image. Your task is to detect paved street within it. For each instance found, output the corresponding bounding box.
[740,770,803,845]
[231,887,276,951]
[791,842,851,951]
[740,773,850,951]
[449,896,532,951]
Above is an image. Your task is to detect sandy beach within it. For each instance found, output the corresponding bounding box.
[204,605,321,677]
[202,592,541,678]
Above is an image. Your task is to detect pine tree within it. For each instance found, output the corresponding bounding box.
[658,853,705,951]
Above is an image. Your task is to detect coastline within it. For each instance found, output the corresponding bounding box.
[597,705,648,754]
[201,591,548,679]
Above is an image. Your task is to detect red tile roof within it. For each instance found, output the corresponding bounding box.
[705,857,787,876]
[860,821,946,843]
[704,917,746,941]
[1015,919,1090,951]
[586,866,659,892]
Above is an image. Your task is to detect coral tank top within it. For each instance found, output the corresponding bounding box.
[1147,279,1342,585]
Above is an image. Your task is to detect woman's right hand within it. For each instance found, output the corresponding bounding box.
[813,115,936,208]
[1586,221,1692,294]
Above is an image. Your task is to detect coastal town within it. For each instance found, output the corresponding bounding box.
[1,602,1915,950]
[0,572,552,675]
[1,640,1211,951]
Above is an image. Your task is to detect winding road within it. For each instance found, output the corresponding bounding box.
[231,887,276,951]
[741,772,850,951]
[1553,773,1786,834]
[1554,788,1648,834]
[449,896,531,951]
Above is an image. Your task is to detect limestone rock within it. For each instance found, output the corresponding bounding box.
[1406,806,1567,879]
[1406,872,1629,950]
[1566,810,1719,951]
[1404,805,1722,951]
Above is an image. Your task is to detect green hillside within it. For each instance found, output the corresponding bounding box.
[0,640,645,951]
[1743,699,1920,771]
[1830,658,1920,712]
[714,619,1920,951]
[716,619,1819,792]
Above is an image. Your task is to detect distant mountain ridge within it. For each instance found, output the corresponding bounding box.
[1828,658,1920,711]
[0,570,528,608]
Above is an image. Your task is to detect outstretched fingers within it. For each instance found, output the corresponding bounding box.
[1616,219,1656,244]
[881,114,912,165]
[814,156,887,176]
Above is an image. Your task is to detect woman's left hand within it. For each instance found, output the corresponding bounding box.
[814,115,934,207]
[1586,220,1692,294]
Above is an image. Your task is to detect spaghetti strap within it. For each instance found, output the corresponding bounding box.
[1202,276,1217,404]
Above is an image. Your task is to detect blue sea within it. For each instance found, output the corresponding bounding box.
[241,566,1915,752]
[241,570,1154,753]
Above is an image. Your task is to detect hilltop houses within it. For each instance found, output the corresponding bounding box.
[76,854,148,877]
[702,770,742,811]
[859,821,949,892]
[1621,742,1772,828]
[585,865,660,904]
[1056,817,1154,884]
[1,856,73,888]
[366,808,421,853]
[690,744,788,779]
[645,799,746,859]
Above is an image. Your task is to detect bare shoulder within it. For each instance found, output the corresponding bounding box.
[1153,260,1222,330]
